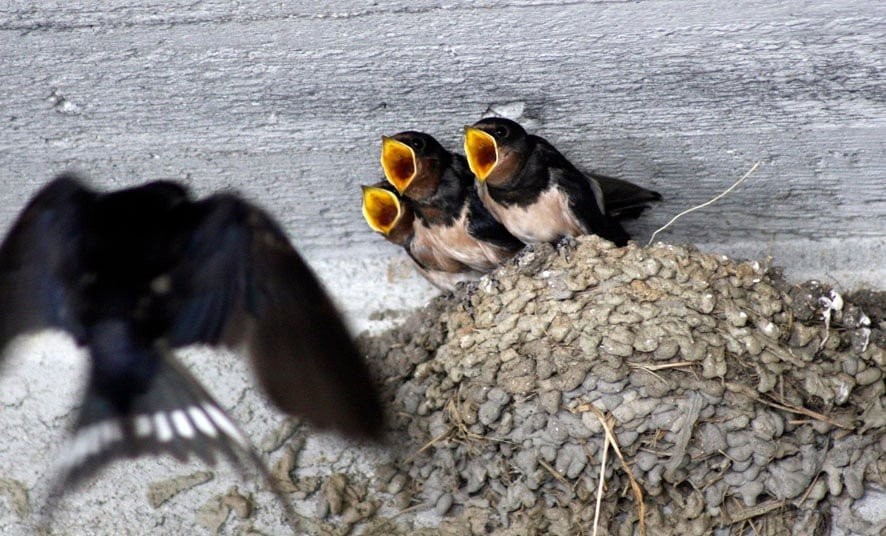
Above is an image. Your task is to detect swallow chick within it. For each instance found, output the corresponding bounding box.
[464,117,661,246]
[361,181,482,291]
[380,131,524,272]
[0,174,384,518]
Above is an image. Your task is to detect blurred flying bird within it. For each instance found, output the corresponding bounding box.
[0,174,384,516]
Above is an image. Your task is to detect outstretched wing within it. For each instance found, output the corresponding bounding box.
[44,348,299,527]
[166,194,384,440]
[0,175,93,354]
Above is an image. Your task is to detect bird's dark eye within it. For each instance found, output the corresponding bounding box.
[493,126,509,139]
[409,138,424,150]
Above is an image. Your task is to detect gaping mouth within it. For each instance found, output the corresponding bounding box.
[380,137,417,193]
[361,185,401,235]
[463,126,498,181]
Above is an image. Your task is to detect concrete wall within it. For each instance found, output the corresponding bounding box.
[0,1,883,533]
[2,1,884,290]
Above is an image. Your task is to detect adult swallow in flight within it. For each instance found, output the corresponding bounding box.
[463,117,660,246]
[0,174,384,515]
[380,131,524,271]
[361,181,482,291]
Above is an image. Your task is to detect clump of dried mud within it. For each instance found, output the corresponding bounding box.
[348,237,884,536]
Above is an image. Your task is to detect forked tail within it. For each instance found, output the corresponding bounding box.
[41,349,300,531]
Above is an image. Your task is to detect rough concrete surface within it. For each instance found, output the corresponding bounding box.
[0,1,883,535]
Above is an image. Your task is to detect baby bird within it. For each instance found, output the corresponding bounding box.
[381,131,524,272]
[361,181,482,291]
[464,117,660,246]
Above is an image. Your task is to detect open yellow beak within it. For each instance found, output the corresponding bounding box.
[463,126,499,181]
[361,185,402,235]
[380,136,417,193]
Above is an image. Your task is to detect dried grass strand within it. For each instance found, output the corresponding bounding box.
[586,404,647,536]
[648,161,762,245]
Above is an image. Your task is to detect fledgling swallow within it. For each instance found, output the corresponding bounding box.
[361,182,414,249]
[464,117,661,246]
[361,181,483,291]
[0,174,383,518]
[380,131,525,272]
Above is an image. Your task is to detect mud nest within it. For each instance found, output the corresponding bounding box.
[352,236,884,536]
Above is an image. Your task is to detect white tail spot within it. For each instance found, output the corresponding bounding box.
[57,420,119,471]
[153,412,174,443]
[134,414,153,437]
[188,406,217,437]
[203,404,247,447]
[58,429,94,470]
[170,410,195,439]
[99,421,123,445]
[78,426,102,458]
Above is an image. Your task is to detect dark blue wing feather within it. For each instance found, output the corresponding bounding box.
[535,142,631,246]
[166,199,250,346]
[165,195,383,439]
[0,176,93,351]
[591,172,662,221]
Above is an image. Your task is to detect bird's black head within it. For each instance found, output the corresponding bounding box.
[472,117,527,145]
[381,131,449,201]
[464,117,529,186]
[393,131,447,159]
